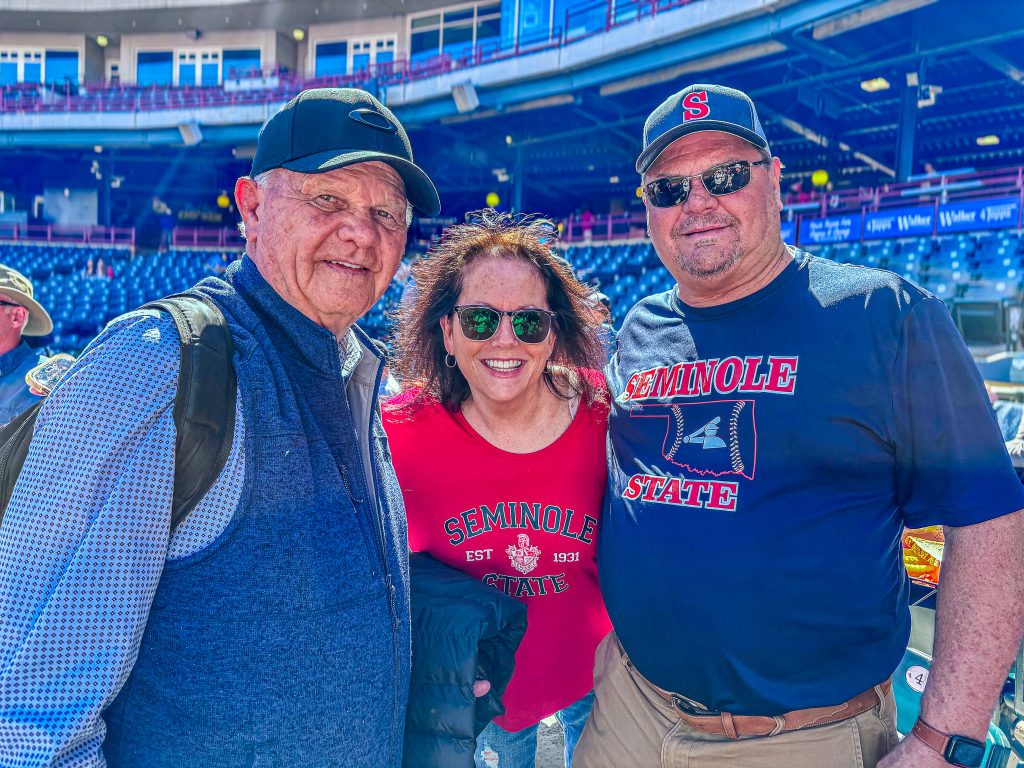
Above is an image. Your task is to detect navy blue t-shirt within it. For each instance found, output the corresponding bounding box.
[601,249,1024,716]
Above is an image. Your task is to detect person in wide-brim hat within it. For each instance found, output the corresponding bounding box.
[0,263,52,336]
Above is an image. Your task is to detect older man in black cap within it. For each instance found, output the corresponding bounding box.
[574,84,1024,768]
[0,264,53,425]
[0,89,438,768]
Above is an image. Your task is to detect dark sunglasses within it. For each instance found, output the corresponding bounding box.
[642,158,771,208]
[452,305,556,344]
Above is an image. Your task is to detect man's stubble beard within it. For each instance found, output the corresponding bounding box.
[666,213,743,282]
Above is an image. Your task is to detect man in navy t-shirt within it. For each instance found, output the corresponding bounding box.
[573,84,1024,768]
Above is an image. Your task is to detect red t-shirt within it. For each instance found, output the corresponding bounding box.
[383,383,612,731]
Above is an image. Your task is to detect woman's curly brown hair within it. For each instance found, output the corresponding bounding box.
[390,209,605,412]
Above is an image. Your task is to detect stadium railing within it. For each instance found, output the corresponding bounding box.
[172,226,244,250]
[0,223,135,246]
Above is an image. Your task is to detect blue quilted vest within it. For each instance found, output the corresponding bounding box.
[103,258,411,767]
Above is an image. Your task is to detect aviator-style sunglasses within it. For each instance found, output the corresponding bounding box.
[452,305,556,344]
[641,158,771,208]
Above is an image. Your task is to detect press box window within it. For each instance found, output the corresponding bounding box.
[315,41,347,77]
[223,49,261,79]
[409,3,502,61]
[45,50,78,86]
[137,51,173,86]
[376,39,395,67]
[0,52,18,85]
[23,51,41,83]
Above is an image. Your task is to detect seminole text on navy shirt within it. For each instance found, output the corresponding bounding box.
[600,249,1024,716]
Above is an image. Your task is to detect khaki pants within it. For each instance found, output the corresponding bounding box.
[573,633,898,768]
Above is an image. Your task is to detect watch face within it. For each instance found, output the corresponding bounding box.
[946,737,985,768]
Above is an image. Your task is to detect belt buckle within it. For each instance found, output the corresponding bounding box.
[670,693,719,718]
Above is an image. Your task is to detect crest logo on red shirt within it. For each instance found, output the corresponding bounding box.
[506,533,541,574]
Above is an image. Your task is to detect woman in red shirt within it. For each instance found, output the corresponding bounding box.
[384,211,612,768]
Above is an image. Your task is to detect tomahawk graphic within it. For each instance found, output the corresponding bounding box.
[631,400,757,480]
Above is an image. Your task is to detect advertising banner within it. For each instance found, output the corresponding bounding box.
[936,196,1019,233]
[798,213,862,245]
[863,206,935,239]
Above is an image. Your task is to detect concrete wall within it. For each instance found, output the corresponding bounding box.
[103,42,121,80]
[275,30,297,77]
[83,37,105,81]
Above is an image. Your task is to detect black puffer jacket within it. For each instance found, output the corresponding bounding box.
[404,553,528,768]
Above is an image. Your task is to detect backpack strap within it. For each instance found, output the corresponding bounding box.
[0,296,234,536]
[143,294,236,534]
[0,400,45,515]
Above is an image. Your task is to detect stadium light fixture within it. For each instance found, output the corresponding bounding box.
[292,28,305,41]
[860,77,890,93]
[96,34,109,48]
[976,134,1000,146]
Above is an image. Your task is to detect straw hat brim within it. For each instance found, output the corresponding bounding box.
[0,287,53,336]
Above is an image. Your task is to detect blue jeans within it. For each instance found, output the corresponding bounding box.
[475,691,595,768]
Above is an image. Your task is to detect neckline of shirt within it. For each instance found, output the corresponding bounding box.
[669,247,807,321]
[451,396,590,459]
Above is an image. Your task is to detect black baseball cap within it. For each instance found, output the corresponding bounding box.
[251,88,440,215]
[636,84,771,174]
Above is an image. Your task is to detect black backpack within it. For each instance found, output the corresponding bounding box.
[0,294,237,536]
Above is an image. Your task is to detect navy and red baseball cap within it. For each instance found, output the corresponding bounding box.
[636,84,771,174]
[251,88,440,215]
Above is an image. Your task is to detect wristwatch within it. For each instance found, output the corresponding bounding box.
[911,720,986,767]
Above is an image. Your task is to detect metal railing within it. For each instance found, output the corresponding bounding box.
[171,226,244,249]
[0,223,135,245]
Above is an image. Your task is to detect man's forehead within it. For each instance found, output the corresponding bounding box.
[295,162,406,197]
[648,131,760,175]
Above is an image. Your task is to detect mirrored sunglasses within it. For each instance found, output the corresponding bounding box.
[453,305,556,344]
[642,158,771,208]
